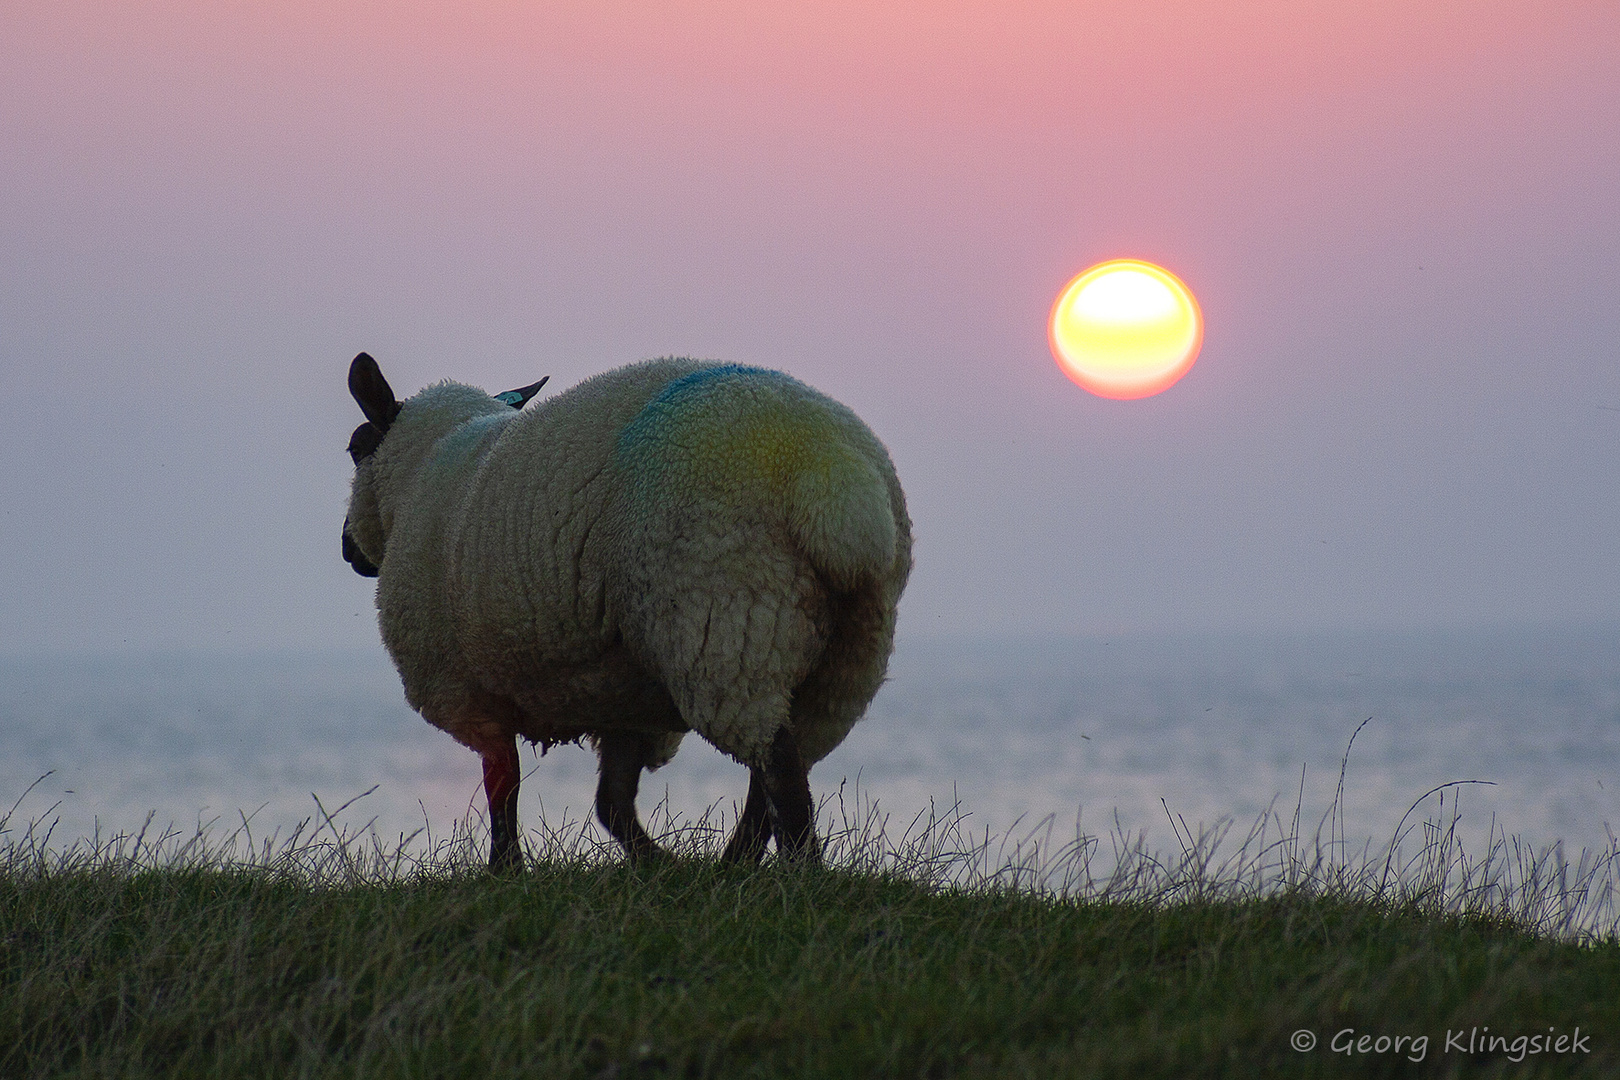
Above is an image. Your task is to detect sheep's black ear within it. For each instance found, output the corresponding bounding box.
[349,352,401,432]
[495,376,548,409]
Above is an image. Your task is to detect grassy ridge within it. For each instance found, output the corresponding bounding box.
[3,804,1619,1080]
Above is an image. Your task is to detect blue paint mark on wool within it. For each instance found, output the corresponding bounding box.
[650,364,792,411]
[615,364,818,505]
[617,364,792,456]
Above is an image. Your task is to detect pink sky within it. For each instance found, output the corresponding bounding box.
[2,0,1617,649]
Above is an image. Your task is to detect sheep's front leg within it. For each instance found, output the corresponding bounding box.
[760,726,821,864]
[720,771,773,865]
[482,736,523,873]
[595,733,666,862]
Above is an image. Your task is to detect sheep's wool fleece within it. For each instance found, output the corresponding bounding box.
[349,359,911,768]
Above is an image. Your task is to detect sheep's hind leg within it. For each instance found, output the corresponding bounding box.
[761,726,821,864]
[595,733,666,863]
[482,736,523,873]
[720,770,773,865]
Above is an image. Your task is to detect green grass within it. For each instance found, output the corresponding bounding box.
[3,786,1618,1079]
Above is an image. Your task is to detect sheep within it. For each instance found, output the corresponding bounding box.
[342,351,911,869]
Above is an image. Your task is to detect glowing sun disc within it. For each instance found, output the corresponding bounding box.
[1049,259,1203,399]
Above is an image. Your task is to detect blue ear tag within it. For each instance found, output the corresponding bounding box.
[495,376,548,408]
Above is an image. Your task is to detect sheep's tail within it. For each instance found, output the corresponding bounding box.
[784,440,899,592]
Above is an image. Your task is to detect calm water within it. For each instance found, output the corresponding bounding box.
[3,627,1618,862]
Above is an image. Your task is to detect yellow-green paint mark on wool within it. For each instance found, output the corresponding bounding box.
[616,365,858,501]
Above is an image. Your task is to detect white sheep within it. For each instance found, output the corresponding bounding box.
[342,352,911,868]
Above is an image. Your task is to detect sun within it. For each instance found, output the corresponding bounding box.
[1048,259,1203,400]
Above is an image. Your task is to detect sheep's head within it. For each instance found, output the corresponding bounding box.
[341,351,549,578]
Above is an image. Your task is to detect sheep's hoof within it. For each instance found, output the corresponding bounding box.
[720,833,769,866]
[488,841,524,875]
[780,844,823,868]
[625,839,671,866]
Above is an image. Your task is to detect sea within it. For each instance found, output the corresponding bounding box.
[3,626,1618,869]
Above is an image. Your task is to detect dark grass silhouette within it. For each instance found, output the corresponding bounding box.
[3,762,1618,1078]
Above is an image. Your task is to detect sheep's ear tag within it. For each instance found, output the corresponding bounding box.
[496,376,549,408]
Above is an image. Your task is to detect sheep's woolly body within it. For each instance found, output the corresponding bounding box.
[348,359,911,772]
